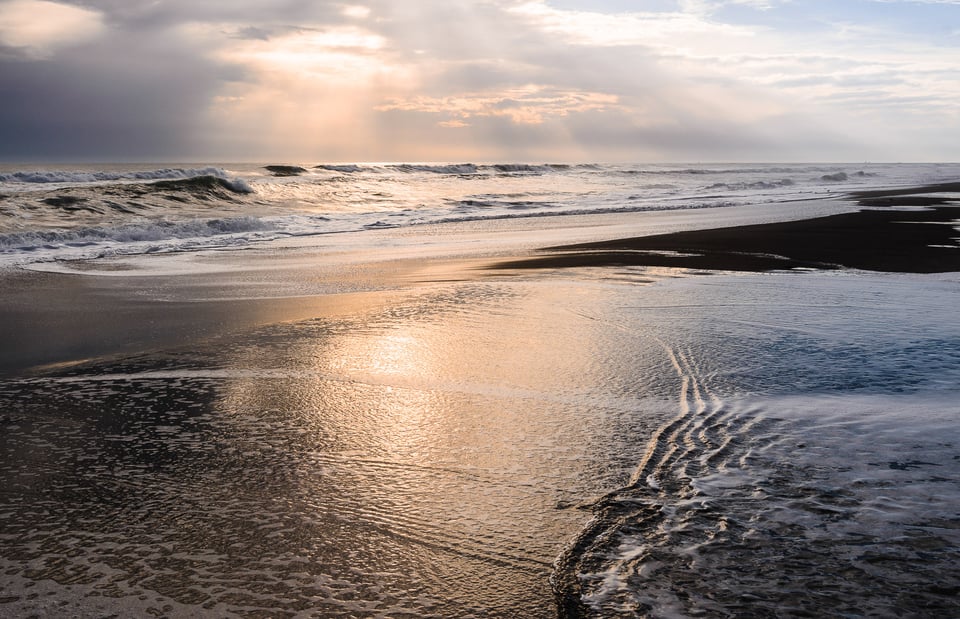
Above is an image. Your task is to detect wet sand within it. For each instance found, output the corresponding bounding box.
[0,250,674,617]
[0,264,409,377]
[494,185,960,273]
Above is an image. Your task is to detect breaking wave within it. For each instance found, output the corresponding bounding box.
[0,167,249,188]
[264,165,307,177]
[2,161,956,267]
[704,179,796,191]
[315,164,365,173]
[0,216,280,258]
[147,175,254,195]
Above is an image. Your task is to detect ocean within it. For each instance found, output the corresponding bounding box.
[1,162,958,617]
[3,161,959,267]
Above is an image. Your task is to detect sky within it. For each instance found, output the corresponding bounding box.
[0,0,957,162]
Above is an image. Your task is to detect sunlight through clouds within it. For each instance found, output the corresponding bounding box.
[194,21,416,160]
[0,0,958,161]
[220,26,389,78]
[200,0,959,160]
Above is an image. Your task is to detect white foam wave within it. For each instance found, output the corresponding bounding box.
[1,161,954,268]
[704,179,796,191]
[313,163,564,175]
[0,216,279,257]
[388,163,480,174]
[0,167,252,191]
[490,163,551,174]
[431,199,747,225]
[220,177,255,193]
[315,164,365,173]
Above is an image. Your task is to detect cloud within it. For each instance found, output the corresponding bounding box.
[377,85,620,126]
[0,6,235,160]
[0,0,957,162]
[507,1,757,48]
[0,0,105,58]
[341,5,372,19]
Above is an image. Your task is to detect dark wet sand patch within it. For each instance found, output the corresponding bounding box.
[493,186,960,274]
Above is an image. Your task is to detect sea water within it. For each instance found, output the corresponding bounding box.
[3,161,959,266]
[553,271,960,617]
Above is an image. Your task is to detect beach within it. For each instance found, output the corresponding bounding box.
[4,0,960,611]
[2,175,959,617]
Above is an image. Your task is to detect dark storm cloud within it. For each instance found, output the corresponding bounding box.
[57,0,349,30]
[0,31,237,161]
[0,0,352,161]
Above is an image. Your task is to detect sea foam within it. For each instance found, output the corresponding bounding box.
[0,167,244,186]
[2,161,958,267]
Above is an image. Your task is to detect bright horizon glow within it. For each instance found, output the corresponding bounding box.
[0,0,958,162]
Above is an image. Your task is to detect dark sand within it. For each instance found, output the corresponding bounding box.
[494,185,960,274]
[0,246,447,377]
[0,269,397,377]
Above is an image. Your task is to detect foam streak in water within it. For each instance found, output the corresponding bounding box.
[552,276,960,618]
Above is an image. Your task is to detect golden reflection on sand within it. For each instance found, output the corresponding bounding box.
[210,279,623,476]
[322,319,467,467]
[358,332,425,377]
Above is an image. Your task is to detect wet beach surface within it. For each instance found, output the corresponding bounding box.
[2,191,959,617]
[0,267,677,617]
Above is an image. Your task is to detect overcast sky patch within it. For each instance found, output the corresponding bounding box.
[0,0,957,161]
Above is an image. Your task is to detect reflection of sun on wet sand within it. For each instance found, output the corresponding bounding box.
[494,184,960,274]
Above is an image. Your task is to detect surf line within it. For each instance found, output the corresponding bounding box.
[551,309,731,617]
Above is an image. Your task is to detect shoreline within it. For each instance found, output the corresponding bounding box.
[0,200,855,378]
[3,184,955,378]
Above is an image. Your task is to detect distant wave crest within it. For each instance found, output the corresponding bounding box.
[389,163,480,175]
[315,164,365,173]
[310,163,579,176]
[704,179,796,191]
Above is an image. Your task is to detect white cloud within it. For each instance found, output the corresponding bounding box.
[341,5,372,19]
[509,1,757,48]
[0,0,105,57]
[377,84,620,125]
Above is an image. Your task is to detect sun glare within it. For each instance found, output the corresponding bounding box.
[223,27,388,78]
